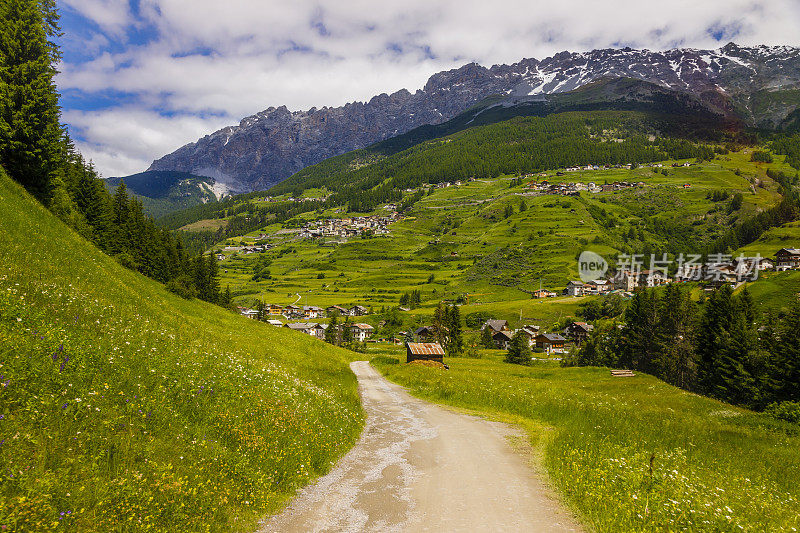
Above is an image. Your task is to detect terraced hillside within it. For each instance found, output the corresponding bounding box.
[0,170,363,531]
[211,146,791,325]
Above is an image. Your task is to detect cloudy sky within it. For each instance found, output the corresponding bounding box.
[57,0,800,178]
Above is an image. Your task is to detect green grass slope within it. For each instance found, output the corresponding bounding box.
[0,170,363,531]
[217,151,786,324]
[373,356,800,532]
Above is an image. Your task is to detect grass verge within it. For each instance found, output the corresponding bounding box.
[0,170,364,531]
[372,355,800,532]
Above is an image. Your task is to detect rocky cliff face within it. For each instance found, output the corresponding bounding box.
[147,43,800,192]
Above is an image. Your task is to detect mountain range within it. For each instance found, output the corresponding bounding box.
[143,43,800,193]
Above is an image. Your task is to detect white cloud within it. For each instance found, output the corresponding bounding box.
[61,0,133,36]
[63,109,233,177]
[58,0,800,177]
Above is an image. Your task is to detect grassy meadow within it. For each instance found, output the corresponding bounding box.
[211,151,791,329]
[0,172,364,531]
[373,355,800,532]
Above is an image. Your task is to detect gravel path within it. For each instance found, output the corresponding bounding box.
[258,361,582,532]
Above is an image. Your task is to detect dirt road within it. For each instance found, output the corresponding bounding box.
[258,361,582,532]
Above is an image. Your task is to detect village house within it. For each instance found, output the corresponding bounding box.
[532,289,557,299]
[283,305,301,318]
[284,323,316,336]
[349,305,369,317]
[493,330,514,350]
[405,342,446,364]
[326,305,348,317]
[612,270,637,291]
[482,319,510,334]
[303,306,324,319]
[415,326,436,342]
[758,258,775,271]
[535,333,567,354]
[563,280,585,297]
[775,248,800,270]
[566,322,594,344]
[268,304,284,316]
[312,323,327,339]
[518,325,540,348]
[638,270,671,288]
[265,319,284,327]
[239,308,259,319]
[585,279,611,294]
[351,323,374,342]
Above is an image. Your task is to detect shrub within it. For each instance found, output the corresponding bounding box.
[465,311,493,329]
[166,275,198,299]
[765,401,800,424]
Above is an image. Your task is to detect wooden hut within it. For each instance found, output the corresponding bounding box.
[405,342,445,364]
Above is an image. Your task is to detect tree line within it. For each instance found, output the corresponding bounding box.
[269,111,718,212]
[0,0,224,306]
[566,284,800,413]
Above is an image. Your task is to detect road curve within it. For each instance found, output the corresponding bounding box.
[258,361,582,533]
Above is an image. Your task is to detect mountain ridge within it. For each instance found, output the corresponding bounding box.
[147,43,800,191]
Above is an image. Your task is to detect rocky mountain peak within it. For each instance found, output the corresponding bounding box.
[147,44,800,192]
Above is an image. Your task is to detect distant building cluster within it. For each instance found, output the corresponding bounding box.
[221,244,273,256]
[236,303,375,341]
[526,179,645,196]
[258,195,331,203]
[239,303,370,320]
[283,321,374,341]
[298,213,403,240]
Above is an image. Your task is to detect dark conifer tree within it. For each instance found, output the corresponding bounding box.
[0,0,63,203]
[325,313,339,345]
[505,330,531,366]
[696,285,736,394]
[620,290,661,373]
[447,304,463,356]
[774,304,800,403]
[481,325,496,349]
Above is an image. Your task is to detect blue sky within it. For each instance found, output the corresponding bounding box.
[56,0,800,178]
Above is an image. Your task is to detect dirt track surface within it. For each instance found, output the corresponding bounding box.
[258,361,582,532]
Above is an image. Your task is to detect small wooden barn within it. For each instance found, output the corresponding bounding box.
[405,342,445,364]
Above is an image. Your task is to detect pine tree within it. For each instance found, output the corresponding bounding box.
[0,0,64,203]
[110,181,131,255]
[738,286,755,325]
[341,317,353,346]
[696,286,736,395]
[481,326,496,349]
[325,313,339,345]
[220,285,232,309]
[206,253,220,304]
[711,311,761,406]
[620,289,662,373]
[774,304,800,403]
[446,304,463,356]
[505,330,531,366]
[657,284,697,389]
[432,302,448,347]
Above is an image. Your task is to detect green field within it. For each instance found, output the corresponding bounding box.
[0,171,363,531]
[372,355,800,532]
[215,150,791,332]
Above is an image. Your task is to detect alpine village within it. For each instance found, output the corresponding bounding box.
[3,1,800,531]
